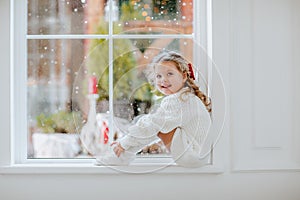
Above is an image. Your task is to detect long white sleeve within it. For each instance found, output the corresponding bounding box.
[119,93,184,150]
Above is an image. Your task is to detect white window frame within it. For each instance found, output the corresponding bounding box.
[0,0,225,174]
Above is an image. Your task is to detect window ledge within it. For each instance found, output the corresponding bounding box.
[0,157,224,175]
[0,163,224,175]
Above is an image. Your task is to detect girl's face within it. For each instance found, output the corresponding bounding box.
[155,61,187,95]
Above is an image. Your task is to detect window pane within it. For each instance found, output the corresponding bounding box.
[26,0,197,160]
[27,0,194,35]
[114,0,193,34]
[27,0,108,35]
[27,39,108,158]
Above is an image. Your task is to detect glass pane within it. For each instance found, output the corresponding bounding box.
[27,39,109,158]
[27,0,194,35]
[113,0,193,34]
[112,38,194,155]
[27,0,108,35]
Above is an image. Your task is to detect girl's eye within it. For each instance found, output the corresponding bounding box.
[167,72,173,76]
[156,74,162,79]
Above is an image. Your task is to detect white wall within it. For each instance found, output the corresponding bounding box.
[1,173,300,200]
[231,0,300,171]
[1,0,300,200]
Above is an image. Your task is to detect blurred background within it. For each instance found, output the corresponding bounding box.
[27,0,196,158]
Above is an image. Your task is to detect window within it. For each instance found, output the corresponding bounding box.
[10,0,223,172]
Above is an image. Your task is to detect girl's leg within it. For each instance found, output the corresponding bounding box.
[157,128,176,151]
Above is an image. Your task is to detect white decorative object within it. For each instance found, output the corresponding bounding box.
[32,133,81,158]
[80,76,109,156]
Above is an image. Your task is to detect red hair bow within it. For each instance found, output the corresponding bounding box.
[188,63,195,80]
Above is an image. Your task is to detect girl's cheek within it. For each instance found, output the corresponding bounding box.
[155,81,160,86]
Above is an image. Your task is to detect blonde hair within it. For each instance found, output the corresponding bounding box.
[145,50,212,113]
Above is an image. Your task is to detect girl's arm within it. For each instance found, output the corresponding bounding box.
[119,96,183,150]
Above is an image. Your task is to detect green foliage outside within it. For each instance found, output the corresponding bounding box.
[86,1,153,102]
[36,111,83,134]
[119,1,145,22]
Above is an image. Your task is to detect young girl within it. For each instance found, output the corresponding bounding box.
[96,50,212,167]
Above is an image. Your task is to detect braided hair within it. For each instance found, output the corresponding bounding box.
[145,50,212,113]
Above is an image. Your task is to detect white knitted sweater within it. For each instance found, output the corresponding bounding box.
[119,87,211,167]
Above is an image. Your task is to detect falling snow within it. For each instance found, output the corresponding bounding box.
[26,0,194,158]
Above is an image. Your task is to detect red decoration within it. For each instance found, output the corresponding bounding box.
[88,76,98,94]
[188,63,195,80]
[101,121,109,144]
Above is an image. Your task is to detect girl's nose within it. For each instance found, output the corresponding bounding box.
[161,76,168,82]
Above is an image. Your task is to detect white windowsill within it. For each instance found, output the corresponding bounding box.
[0,157,224,175]
[0,164,224,175]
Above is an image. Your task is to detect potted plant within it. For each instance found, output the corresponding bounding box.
[32,110,84,158]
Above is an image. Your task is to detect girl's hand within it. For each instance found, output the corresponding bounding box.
[111,142,125,157]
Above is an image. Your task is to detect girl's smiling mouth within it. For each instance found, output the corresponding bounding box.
[161,84,171,89]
